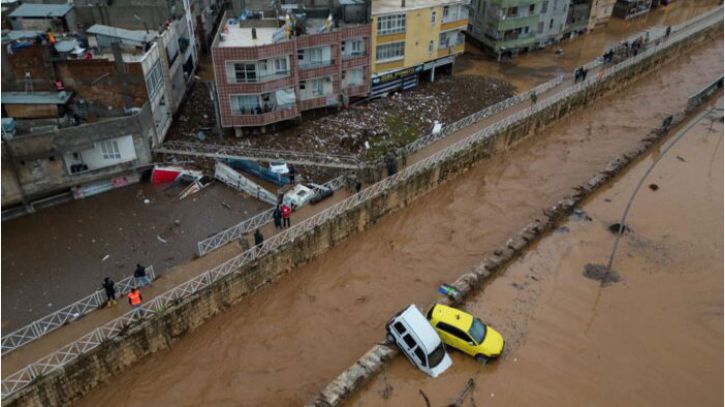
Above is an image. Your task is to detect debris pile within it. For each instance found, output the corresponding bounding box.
[166,75,515,157]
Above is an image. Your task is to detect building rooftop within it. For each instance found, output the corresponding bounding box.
[1,30,42,42]
[219,23,281,47]
[87,24,156,45]
[9,3,72,18]
[372,0,468,15]
[2,91,73,105]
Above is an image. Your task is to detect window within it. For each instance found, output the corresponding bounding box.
[393,322,406,334]
[402,334,416,348]
[343,68,364,87]
[549,19,554,29]
[413,347,427,366]
[538,21,544,33]
[541,1,548,13]
[234,63,257,83]
[431,10,436,24]
[100,140,121,160]
[436,322,471,342]
[311,78,324,96]
[230,94,260,115]
[145,60,163,99]
[351,39,363,54]
[443,5,450,18]
[377,14,406,35]
[376,42,404,61]
[428,40,434,53]
[274,58,288,74]
[529,4,535,13]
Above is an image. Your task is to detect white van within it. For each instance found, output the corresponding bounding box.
[385,304,453,378]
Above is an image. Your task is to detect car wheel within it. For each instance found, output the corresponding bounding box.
[475,354,488,365]
[386,333,396,344]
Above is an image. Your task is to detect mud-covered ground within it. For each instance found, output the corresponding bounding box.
[166,75,515,157]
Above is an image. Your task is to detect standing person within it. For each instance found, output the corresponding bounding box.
[254,228,264,245]
[134,264,151,287]
[581,68,588,81]
[355,180,362,194]
[273,205,282,230]
[288,165,296,185]
[102,277,117,307]
[281,203,292,228]
[665,26,671,38]
[530,91,537,105]
[127,288,143,317]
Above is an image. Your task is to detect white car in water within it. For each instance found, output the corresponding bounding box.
[386,304,452,378]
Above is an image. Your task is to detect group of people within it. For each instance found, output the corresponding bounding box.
[101,264,152,315]
[273,203,293,229]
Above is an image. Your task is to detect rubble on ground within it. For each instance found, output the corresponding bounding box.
[166,75,515,158]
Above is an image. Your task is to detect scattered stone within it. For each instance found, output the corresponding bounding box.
[648,183,659,191]
[676,155,687,162]
[511,282,524,290]
[608,223,631,235]
[557,225,570,233]
[583,263,621,285]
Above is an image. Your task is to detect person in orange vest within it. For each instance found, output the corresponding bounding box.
[128,288,143,316]
[281,203,292,228]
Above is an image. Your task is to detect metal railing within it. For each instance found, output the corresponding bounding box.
[3,10,722,400]
[155,141,362,169]
[1,267,155,356]
[196,174,349,256]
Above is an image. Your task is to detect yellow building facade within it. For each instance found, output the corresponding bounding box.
[370,0,469,96]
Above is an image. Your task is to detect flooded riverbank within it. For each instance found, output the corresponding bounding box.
[72,33,724,407]
[348,97,723,407]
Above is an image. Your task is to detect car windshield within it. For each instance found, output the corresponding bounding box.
[468,318,487,344]
[428,343,446,368]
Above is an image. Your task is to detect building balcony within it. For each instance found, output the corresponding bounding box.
[230,71,291,84]
[298,59,335,70]
[226,75,296,94]
[490,14,540,31]
[299,95,338,111]
[342,51,366,60]
[227,104,299,127]
[482,32,537,51]
[488,0,542,7]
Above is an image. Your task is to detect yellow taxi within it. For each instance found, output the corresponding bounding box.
[426,304,505,363]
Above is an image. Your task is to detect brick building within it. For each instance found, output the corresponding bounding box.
[211,2,371,133]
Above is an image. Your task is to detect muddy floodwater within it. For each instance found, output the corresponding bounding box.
[73,30,724,407]
[1,183,267,330]
[349,98,723,407]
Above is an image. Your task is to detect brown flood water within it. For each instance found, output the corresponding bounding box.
[457,0,719,90]
[349,98,723,407]
[74,33,724,406]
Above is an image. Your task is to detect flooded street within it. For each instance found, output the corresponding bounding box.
[349,98,723,407]
[0,0,716,333]
[1,183,266,330]
[456,0,719,89]
[74,32,723,407]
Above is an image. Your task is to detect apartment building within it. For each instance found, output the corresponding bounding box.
[562,0,593,37]
[211,3,371,132]
[588,0,617,29]
[468,0,542,58]
[536,0,569,45]
[370,0,469,96]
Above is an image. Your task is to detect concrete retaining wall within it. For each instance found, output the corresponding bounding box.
[4,19,721,407]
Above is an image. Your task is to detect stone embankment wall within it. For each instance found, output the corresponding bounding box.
[4,19,721,407]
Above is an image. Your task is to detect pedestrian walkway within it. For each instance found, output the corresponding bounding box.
[3,6,722,397]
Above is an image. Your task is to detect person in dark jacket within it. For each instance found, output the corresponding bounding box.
[102,277,117,307]
[288,165,296,185]
[273,205,282,230]
[134,264,151,287]
[254,229,264,245]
